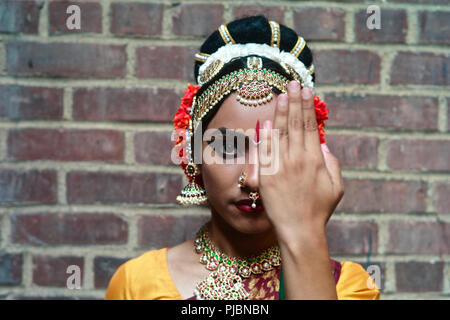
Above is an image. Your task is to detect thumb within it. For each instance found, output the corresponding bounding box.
[321,144,343,190]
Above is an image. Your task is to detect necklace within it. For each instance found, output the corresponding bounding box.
[193,224,281,300]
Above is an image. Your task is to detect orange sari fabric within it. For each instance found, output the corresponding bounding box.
[105,248,380,300]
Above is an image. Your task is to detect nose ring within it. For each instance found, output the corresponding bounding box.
[238,171,247,188]
[249,192,260,208]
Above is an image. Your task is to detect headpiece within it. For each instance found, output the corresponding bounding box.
[173,18,330,206]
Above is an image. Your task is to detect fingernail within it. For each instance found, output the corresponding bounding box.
[289,80,300,92]
[264,120,271,130]
[301,88,312,99]
[321,144,330,153]
[279,94,288,108]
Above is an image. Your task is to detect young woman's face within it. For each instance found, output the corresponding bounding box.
[200,91,278,235]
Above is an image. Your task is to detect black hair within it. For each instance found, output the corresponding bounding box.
[194,15,315,84]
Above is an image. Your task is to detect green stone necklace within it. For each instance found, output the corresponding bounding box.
[194,224,281,278]
[193,223,281,300]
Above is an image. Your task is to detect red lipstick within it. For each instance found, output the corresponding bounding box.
[235,199,264,213]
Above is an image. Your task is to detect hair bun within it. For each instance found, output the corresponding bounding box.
[194,15,315,84]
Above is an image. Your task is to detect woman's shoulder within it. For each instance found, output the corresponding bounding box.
[105,248,183,300]
[124,248,168,272]
[335,260,381,300]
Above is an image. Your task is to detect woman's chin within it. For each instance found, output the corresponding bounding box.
[225,204,273,234]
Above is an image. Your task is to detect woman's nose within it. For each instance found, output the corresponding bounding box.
[243,162,259,191]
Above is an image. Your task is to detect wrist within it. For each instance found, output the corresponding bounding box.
[275,220,327,242]
[276,224,329,255]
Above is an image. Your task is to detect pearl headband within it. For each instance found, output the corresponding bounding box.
[197,43,315,88]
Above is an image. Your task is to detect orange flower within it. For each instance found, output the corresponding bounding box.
[173,83,201,171]
[313,95,330,144]
[173,83,201,131]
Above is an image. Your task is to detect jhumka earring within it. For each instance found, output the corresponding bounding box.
[176,118,208,206]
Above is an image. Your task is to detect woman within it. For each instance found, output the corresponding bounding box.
[105,15,380,300]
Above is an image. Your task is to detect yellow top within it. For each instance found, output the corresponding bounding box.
[105,248,380,300]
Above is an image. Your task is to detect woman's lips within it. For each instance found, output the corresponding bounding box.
[235,199,264,213]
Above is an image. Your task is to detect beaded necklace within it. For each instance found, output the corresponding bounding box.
[193,224,281,300]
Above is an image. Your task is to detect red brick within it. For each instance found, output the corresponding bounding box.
[233,6,284,24]
[0,85,63,120]
[395,261,444,292]
[326,220,378,255]
[137,214,210,248]
[390,52,450,86]
[7,128,125,162]
[172,3,223,37]
[293,8,345,41]
[388,221,450,254]
[134,131,176,165]
[11,213,128,245]
[391,0,449,2]
[419,11,450,45]
[336,179,427,213]
[110,2,163,36]
[67,172,183,204]
[386,139,450,171]
[32,255,83,287]
[0,253,23,285]
[94,256,130,289]
[448,98,450,130]
[6,41,126,78]
[0,170,57,204]
[325,134,378,169]
[135,46,196,81]
[434,183,450,215]
[72,87,181,122]
[314,50,380,84]
[49,0,102,34]
[355,9,407,43]
[0,0,42,34]
[360,261,386,291]
[324,94,439,131]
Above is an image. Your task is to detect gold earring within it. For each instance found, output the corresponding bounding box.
[176,121,208,206]
[176,163,208,206]
[249,192,260,209]
[238,171,247,188]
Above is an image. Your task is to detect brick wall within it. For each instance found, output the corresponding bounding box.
[0,0,448,300]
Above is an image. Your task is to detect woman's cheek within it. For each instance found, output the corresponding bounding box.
[202,163,238,199]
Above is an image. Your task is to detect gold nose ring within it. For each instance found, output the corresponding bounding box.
[249,192,260,208]
[238,171,247,188]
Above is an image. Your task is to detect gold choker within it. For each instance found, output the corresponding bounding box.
[193,224,281,300]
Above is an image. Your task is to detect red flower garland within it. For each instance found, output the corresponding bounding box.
[172,83,330,174]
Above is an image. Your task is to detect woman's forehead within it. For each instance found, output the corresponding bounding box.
[207,92,278,130]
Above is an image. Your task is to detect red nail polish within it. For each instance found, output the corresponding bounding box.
[255,119,260,143]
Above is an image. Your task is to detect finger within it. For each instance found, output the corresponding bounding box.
[272,93,289,155]
[287,80,304,158]
[259,120,272,172]
[321,144,344,195]
[301,88,322,157]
